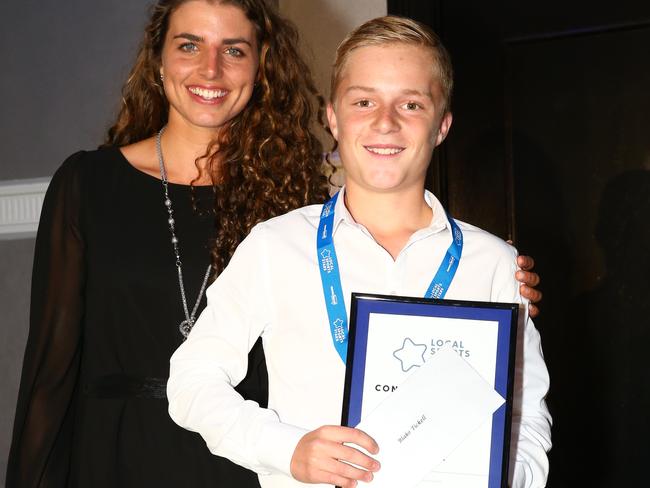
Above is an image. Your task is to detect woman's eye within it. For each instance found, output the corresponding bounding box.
[225,47,243,57]
[179,42,198,53]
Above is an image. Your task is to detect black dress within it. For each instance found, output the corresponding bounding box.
[6,148,267,487]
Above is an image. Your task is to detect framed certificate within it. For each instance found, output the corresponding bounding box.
[341,293,519,488]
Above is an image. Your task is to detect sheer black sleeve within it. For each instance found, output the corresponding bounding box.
[6,152,87,487]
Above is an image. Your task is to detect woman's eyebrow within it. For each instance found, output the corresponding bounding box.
[173,33,203,42]
[223,38,252,46]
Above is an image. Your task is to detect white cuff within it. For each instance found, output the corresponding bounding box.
[256,421,309,477]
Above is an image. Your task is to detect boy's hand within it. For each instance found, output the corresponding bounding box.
[290,425,380,488]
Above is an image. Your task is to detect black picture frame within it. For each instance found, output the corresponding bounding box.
[341,293,518,488]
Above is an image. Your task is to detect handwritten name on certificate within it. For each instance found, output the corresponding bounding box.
[355,347,505,488]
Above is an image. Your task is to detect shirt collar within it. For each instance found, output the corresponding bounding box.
[330,186,450,237]
[423,189,450,235]
[330,186,353,234]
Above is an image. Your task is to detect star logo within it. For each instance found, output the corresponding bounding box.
[333,318,345,343]
[320,249,334,273]
[393,337,428,372]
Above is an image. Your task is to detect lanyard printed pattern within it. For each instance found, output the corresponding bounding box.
[316,191,464,364]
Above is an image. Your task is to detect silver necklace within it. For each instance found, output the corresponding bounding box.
[156,127,212,339]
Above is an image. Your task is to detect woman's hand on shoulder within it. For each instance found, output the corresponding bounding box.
[515,254,542,318]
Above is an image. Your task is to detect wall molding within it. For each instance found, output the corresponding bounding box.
[0,178,51,240]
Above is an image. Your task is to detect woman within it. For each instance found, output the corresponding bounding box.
[7,1,542,487]
[7,1,328,487]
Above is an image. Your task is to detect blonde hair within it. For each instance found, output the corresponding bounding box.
[330,15,453,112]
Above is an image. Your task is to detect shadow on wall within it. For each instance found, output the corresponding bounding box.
[282,0,382,101]
[281,0,377,178]
[509,135,574,487]
[550,169,650,487]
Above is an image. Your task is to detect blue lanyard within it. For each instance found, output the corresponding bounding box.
[317,191,464,364]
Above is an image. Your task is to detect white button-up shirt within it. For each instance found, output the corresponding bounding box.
[168,189,552,488]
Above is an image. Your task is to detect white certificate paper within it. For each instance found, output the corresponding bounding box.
[356,347,505,488]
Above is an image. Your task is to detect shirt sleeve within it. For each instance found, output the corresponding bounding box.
[6,153,87,487]
[167,224,307,477]
[494,246,552,488]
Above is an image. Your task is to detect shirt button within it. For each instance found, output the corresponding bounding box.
[390,290,397,295]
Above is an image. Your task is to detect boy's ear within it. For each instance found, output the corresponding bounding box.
[434,111,453,147]
[326,103,339,141]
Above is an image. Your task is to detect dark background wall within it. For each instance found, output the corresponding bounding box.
[0,1,152,483]
[389,1,650,486]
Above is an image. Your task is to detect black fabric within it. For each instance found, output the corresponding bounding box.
[7,147,267,488]
[83,375,168,399]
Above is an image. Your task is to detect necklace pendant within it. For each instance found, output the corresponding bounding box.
[179,319,194,339]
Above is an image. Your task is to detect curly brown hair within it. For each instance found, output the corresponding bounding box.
[105,0,331,273]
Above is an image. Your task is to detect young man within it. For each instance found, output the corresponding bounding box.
[168,16,551,488]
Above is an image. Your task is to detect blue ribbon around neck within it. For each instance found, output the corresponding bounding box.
[316,191,464,364]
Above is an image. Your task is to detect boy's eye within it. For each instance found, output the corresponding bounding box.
[404,101,421,110]
[355,100,372,107]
